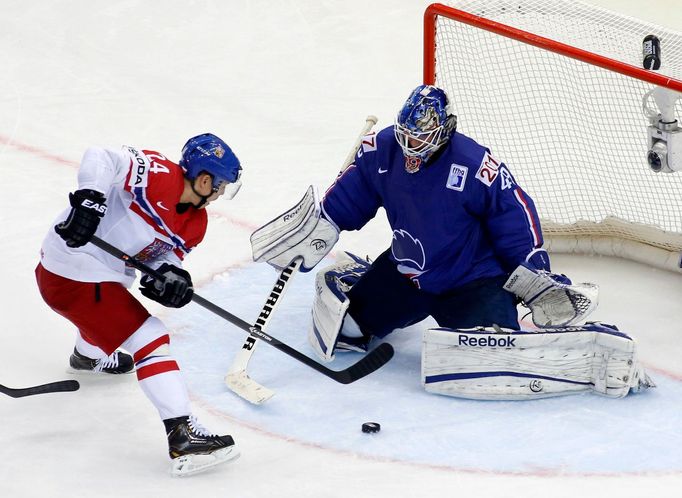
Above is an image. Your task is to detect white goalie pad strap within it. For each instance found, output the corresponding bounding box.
[250,185,338,271]
[421,324,654,400]
[308,252,369,362]
[503,264,599,326]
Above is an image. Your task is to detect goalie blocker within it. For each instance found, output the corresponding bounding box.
[250,185,338,272]
[422,323,655,400]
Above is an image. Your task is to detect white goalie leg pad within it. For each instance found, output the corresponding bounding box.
[250,185,338,271]
[504,263,599,326]
[308,252,370,362]
[422,323,655,400]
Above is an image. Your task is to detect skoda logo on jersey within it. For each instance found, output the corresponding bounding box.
[446,164,468,191]
[391,229,426,272]
[125,146,150,188]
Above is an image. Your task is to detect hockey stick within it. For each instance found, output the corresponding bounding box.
[340,115,378,172]
[225,258,302,404]
[0,380,80,398]
[88,235,394,384]
[225,115,380,403]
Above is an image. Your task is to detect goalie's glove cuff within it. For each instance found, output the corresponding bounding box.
[524,248,551,273]
[504,262,572,302]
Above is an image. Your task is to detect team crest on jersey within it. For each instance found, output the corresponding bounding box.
[475,151,500,187]
[446,164,468,191]
[404,156,422,174]
[391,229,426,276]
[134,238,173,262]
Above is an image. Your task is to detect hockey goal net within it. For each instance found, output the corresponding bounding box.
[424,0,682,272]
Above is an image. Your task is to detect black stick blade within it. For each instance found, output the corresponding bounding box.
[331,343,395,384]
[0,380,80,398]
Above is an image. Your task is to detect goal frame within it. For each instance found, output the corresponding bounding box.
[423,3,682,92]
[422,2,682,272]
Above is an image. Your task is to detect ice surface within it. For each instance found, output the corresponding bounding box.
[1,1,681,497]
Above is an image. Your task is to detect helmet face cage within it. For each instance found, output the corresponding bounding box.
[394,85,456,159]
[180,133,242,191]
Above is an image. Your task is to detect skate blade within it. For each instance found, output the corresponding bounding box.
[170,445,240,477]
[66,367,135,376]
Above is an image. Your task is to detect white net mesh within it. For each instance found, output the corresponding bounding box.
[431,0,682,269]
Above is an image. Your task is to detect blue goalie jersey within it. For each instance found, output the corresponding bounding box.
[321,126,544,293]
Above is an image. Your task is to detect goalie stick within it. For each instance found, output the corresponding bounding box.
[225,114,380,403]
[0,380,80,398]
[88,235,394,385]
[225,258,302,404]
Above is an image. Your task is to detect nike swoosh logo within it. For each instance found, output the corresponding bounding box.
[378,167,388,174]
[156,201,170,211]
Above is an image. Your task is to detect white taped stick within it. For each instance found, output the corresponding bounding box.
[226,115,379,404]
[225,259,302,404]
[339,115,378,173]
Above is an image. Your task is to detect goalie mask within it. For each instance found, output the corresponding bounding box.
[180,133,242,200]
[394,85,457,162]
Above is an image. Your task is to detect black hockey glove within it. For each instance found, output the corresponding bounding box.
[54,189,108,248]
[139,263,194,308]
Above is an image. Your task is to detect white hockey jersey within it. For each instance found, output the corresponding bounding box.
[40,146,208,287]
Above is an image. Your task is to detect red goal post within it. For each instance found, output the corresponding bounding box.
[423,1,682,272]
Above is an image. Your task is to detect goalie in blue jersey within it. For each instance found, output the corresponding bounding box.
[252,84,653,399]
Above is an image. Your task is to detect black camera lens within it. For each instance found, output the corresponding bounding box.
[648,150,662,171]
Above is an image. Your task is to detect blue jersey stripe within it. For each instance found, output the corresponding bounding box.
[132,187,191,254]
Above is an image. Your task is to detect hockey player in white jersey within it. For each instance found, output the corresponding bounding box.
[36,134,242,476]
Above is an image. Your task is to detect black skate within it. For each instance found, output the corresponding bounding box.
[165,415,240,476]
[68,348,134,374]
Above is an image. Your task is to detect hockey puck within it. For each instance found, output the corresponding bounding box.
[361,422,381,434]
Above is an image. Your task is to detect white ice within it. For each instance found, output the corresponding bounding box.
[1,1,681,497]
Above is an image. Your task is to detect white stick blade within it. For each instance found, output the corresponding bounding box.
[225,371,275,405]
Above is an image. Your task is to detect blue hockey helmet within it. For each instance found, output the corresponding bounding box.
[180,133,242,189]
[394,85,457,160]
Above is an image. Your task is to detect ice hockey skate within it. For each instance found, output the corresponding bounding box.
[68,348,134,374]
[165,415,240,477]
[335,333,370,353]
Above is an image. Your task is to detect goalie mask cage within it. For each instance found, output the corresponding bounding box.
[424,0,682,272]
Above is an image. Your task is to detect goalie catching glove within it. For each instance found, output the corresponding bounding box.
[250,185,338,272]
[504,249,599,327]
